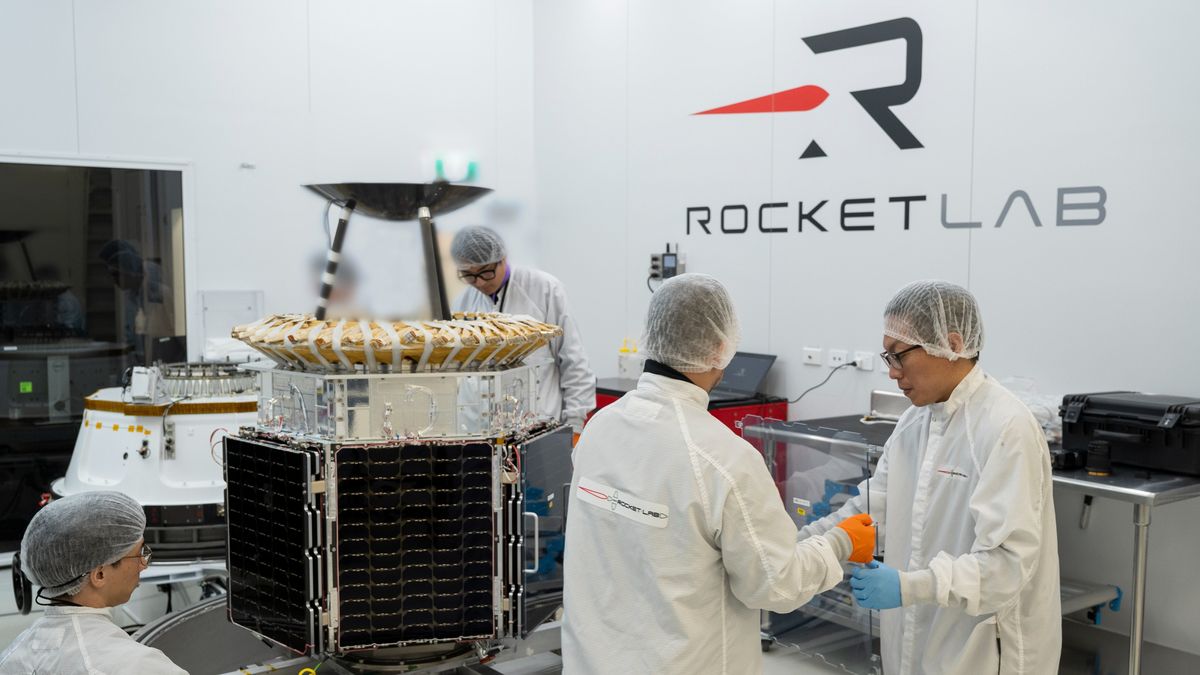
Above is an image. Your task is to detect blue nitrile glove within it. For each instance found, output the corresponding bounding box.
[850,560,902,610]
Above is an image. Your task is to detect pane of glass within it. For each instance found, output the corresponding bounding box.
[740,417,882,674]
[0,161,187,549]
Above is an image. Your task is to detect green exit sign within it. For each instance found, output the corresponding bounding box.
[19,381,33,394]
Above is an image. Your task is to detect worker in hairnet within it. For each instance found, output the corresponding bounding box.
[798,280,1060,675]
[0,492,186,675]
[450,226,595,432]
[98,239,179,364]
[562,273,876,674]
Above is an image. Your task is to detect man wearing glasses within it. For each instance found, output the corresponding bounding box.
[450,226,595,435]
[1,491,186,674]
[797,280,1061,675]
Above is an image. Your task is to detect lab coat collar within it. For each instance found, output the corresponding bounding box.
[929,363,984,419]
[43,605,114,618]
[637,372,710,409]
[642,359,691,383]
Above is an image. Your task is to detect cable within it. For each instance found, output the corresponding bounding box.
[789,361,858,405]
[210,427,230,467]
[161,395,191,418]
[646,275,656,293]
[321,199,335,245]
[767,635,867,674]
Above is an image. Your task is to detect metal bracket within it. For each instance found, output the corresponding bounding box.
[163,422,176,459]
[523,512,541,574]
[1064,400,1085,424]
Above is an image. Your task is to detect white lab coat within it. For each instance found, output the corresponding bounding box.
[563,373,849,674]
[0,606,187,674]
[800,366,1061,675]
[453,265,595,426]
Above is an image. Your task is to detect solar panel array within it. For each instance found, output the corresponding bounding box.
[225,437,323,654]
[335,442,495,647]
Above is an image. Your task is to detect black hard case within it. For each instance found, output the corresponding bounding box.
[1060,391,1200,476]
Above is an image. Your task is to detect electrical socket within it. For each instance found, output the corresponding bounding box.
[854,351,874,371]
[827,349,848,368]
[803,347,823,366]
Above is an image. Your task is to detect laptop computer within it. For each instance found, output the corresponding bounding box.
[708,352,777,403]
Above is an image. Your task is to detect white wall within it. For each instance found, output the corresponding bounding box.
[533,0,1200,654]
[0,0,538,354]
[2,0,1197,657]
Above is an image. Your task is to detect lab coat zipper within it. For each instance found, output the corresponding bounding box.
[902,410,950,675]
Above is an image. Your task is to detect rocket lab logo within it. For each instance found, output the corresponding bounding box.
[684,17,1109,235]
[695,17,923,157]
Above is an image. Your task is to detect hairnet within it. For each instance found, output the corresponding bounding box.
[642,273,740,373]
[450,226,507,267]
[884,280,983,361]
[107,251,144,278]
[20,491,146,598]
[98,240,140,264]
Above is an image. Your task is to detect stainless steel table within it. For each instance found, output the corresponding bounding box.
[741,420,1200,675]
[1050,469,1200,675]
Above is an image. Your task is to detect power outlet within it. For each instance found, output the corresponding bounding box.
[803,347,823,366]
[854,351,874,371]
[827,349,848,368]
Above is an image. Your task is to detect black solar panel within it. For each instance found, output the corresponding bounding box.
[336,442,495,648]
[225,436,323,654]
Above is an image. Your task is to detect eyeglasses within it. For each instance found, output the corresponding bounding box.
[457,264,499,284]
[879,344,923,370]
[117,543,153,567]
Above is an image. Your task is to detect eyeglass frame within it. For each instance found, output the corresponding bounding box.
[879,344,923,370]
[456,263,499,284]
[115,543,153,567]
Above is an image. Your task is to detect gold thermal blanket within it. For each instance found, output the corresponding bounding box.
[231,312,562,372]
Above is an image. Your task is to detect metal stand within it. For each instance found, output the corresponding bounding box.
[1130,503,1150,675]
[316,200,356,320]
[1050,469,1200,675]
[418,206,450,320]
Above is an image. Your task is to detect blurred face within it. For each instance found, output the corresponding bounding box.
[108,265,143,292]
[882,335,963,406]
[457,259,508,296]
[103,538,149,605]
[327,280,356,308]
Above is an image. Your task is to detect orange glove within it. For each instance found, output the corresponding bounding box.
[572,432,581,447]
[835,514,876,564]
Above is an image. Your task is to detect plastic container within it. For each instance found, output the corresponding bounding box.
[617,338,645,380]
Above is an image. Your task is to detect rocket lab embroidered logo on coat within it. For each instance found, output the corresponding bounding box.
[936,465,970,480]
[576,477,670,528]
